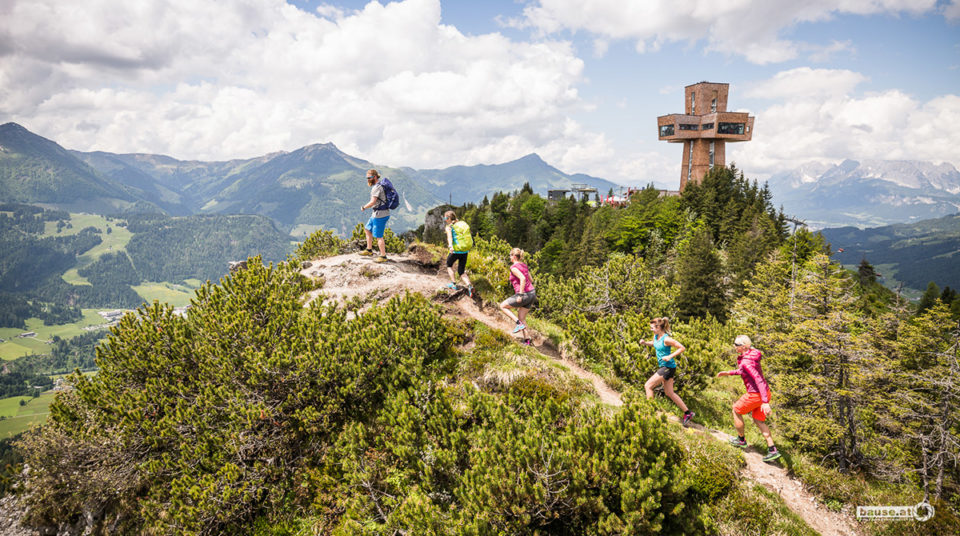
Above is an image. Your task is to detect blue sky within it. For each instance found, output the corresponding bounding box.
[1,0,958,188]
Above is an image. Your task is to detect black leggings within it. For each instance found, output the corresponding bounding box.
[446,252,468,276]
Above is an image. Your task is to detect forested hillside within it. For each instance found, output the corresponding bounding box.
[9,167,959,535]
[123,213,293,282]
[0,206,294,320]
[822,213,960,293]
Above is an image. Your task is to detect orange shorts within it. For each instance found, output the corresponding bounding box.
[733,391,771,422]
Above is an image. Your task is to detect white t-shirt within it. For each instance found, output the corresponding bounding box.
[370,182,390,218]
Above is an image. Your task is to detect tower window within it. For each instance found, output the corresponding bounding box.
[687,141,693,180]
[718,122,745,135]
[691,92,696,114]
[709,141,715,166]
[659,125,675,137]
[679,124,699,131]
[711,98,717,113]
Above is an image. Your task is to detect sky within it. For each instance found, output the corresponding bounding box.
[1,0,958,189]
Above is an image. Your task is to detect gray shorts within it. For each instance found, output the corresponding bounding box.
[506,291,537,309]
[656,366,676,380]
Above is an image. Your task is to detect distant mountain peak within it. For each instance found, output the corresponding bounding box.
[517,153,547,164]
[301,142,342,152]
[767,158,960,228]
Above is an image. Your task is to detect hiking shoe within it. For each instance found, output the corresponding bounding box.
[763,449,781,462]
[358,249,374,256]
[522,338,533,346]
[512,321,526,333]
[728,437,747,448]
[682,411,695,427]
[467,285,474,298]
[374,255,388,263]
[445,282,458,290]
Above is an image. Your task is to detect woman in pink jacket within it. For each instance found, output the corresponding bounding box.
[717,335,781,461]
[499,248,536,346]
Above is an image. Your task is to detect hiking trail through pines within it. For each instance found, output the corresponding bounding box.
[302,251,863,536]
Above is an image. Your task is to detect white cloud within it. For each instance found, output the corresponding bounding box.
[945,0,960,21]
[0,0,611,171]
[517,0,937,64]
[745,67,868,99]
[735,68,960,173]
[806,39,855,63]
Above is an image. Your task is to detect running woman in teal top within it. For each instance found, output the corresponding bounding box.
[641,317,694,426]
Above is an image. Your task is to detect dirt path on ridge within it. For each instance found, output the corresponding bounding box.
[301,251,861,536]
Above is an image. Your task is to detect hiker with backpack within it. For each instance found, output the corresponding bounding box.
[499,248,536,346]
[443,210,474,296]
[717,335,781,461]
[642,317,695,426]
[359,169,399,263]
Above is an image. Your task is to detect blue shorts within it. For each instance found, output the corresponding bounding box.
[365,215,390,238]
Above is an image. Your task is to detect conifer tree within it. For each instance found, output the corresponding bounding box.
[767,254,868,470]
[917,281,942,316]
[857,257,877,286]
[674,227,726,321]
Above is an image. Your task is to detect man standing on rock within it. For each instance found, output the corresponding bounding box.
[718,335,781,462]
[359,169,390,263]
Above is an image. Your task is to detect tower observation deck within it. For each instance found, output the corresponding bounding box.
[657,82,754,191]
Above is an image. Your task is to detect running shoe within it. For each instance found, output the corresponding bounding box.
[374,255,388,263]
[763,449,781,462]
[512,321,526,333]
[682,411,695,426]
[467,285,474,298]
[728,437,747,448]
[522,338,533,346]
[445,282,458,289]
[358,249,374,256]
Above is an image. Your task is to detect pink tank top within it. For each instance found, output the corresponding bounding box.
[509,262,534,293]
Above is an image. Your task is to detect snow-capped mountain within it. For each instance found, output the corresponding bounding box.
[766,159,960,228]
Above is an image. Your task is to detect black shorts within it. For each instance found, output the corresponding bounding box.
[446,252,468,275]
[506,291,537,309]
[656,366,676,380]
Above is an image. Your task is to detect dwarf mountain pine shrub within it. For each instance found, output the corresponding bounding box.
[18,257,458,535]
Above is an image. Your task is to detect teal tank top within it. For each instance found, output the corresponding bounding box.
[654,333,675,368]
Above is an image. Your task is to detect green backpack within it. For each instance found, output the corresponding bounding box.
[451,220,474,252]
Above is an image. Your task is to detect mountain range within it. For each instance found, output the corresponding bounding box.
[821,212,960,293]
[0,123,617,236]
[766,159,960,228]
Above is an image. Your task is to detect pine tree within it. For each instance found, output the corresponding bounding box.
[917,281,941,315]
[857,257,877,286]
[767,254,868,470]
[674,227,726,321]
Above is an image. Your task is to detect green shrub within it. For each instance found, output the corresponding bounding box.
[680,432,743,501]
[294,228,346,261]
[17,258,457,535]
[329,387,706,534]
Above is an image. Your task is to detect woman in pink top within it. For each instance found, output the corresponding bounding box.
[499,248,536,345]
[717,335,781,461]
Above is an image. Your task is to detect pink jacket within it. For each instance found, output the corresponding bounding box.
[723,348,770,403]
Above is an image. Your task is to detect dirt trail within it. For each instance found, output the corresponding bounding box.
[302,251,861,536]
[666,413,861,536]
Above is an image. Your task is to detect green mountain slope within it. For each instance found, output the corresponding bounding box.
[822,213,960,292]
[404,153,619,205]
[0,123,157,214]
[196,143,443,236]
[3,124,624,236]
[70,151,192,215]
